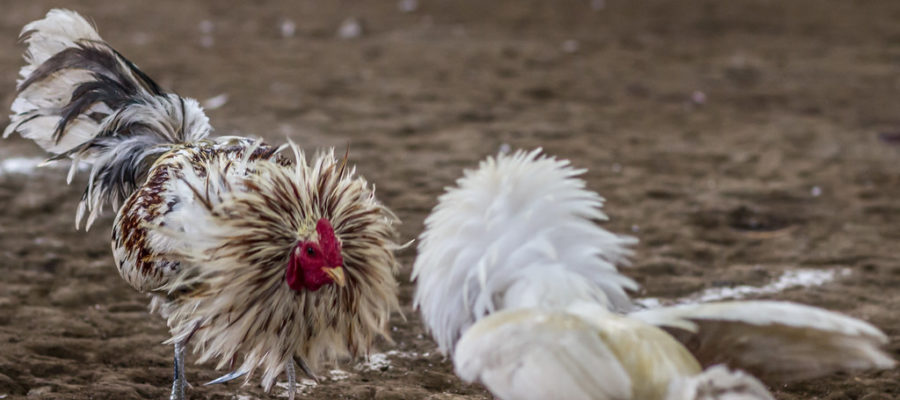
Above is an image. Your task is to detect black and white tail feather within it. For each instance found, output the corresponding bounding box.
[4,9,211,229]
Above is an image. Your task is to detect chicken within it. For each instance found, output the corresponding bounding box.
[4,10,401,399]
[413,149,895,400]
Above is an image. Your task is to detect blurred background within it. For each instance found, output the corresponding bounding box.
[0,1,898,399]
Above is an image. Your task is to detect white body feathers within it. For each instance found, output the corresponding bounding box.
[414,149,894,400]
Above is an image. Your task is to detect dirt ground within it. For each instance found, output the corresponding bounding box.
[0,0,898,399]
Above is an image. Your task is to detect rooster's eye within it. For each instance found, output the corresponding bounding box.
[306,247,316,256]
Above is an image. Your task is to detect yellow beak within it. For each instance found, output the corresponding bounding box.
[323,266,346,287]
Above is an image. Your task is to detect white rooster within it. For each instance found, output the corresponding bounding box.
[413,149,895,400]
[5,10,401,400]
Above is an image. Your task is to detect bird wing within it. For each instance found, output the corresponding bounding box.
[456,303,705,400]
[413,149,637,353]
[112,138,283,293]
[454,308,633,400]
[630,301,895,382]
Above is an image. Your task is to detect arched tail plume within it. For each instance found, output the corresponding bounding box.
[4,9,212,228]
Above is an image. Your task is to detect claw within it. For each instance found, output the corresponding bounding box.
[204,369,248,385]
[292,355,321,382]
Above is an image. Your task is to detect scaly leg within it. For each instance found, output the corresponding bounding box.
[285,359,297,400]
[170,342,187,400]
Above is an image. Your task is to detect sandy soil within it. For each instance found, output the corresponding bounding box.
[0,0,898,399]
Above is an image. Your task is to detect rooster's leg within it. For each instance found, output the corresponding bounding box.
[285,359,296,400]
[170,342,187,400]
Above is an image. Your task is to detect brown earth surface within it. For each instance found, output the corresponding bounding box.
[0,0,899,399]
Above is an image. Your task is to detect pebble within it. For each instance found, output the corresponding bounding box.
[280,19,296,38]
[338,18,364,39]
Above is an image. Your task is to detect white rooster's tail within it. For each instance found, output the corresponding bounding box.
[4,9,212,228]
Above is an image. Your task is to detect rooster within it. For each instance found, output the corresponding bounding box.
[413,149,895,400]
[4,10,401,400]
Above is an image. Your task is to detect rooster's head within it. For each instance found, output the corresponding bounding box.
[287,218,346,291]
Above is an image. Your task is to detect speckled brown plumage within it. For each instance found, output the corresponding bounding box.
[111,138,286,291]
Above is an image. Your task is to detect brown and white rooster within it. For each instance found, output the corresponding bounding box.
[413,149,895,400]
[4,9,401,400]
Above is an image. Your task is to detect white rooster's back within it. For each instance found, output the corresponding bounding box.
[413,148,638,353]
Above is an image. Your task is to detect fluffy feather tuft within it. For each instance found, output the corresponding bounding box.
[413,148,637,353]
